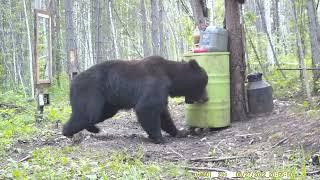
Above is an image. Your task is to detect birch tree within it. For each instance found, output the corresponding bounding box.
[151,0,159,55]
[291,0,312,102]
[23,0,34,97]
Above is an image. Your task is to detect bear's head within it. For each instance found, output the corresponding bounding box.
[184,59,209,104]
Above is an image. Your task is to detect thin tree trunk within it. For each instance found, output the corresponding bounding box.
[17,16,27,97]
[87,4,94,66]
[17,48,27,97]
[164,11,180,61]
[126,0,130,59]
[55,0,62,87]
[177,1,185,56]
[159,0,164,56]
[256,0,286,79]
[241,8,251,73]
[64,0,79,79]
[108,0,119,59]
[307,0,320,94]
[291,0,312,102]
[151,0,159,55]
[23,0,34,97]
[225,0,246,121]
[247,34,269,82]
[140,0,150,57]
[9,0,18,83]
[95,0,102,63]
[0,14,16,90]
[271,0,280,45]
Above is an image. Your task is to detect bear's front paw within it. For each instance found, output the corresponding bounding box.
[149,136,167,144]
[86,125,101,133]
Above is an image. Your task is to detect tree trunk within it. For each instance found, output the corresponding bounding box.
[151,0,159,55]
[177,1,185,56]
[55,0,62,87]
[189,0,207,30]
[159,0,165,57]
[271,0,280,45]
[256,0,286,79]
[108,0,119,59]
[64,0,79,79]
[307,0,320,94]
[95,0,102,63]
[87,5,94,67]
[291,0,312,102]
[225,0,246,121]
[23,0,34,97]
[9,0,18,84]
[140,0,150,57]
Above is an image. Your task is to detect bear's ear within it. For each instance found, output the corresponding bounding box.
[188,59,200,69]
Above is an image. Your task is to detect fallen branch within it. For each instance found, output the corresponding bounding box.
[163,156,180,162]
[168,147,184,158]
[271,138,288,148]
[306,170,320,176]
[18,155,32,162]
[189,156,250,162]
[235,133,261,137]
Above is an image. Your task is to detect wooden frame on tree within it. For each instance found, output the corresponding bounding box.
[33,9,52,86]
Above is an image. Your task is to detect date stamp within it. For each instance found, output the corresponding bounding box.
[236,171,294,178]
[193,170,295,178]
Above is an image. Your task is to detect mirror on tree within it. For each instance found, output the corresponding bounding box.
[34,9,52,85]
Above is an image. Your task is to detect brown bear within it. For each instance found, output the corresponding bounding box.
[62,56,208,144]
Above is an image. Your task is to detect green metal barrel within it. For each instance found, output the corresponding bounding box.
[184,52,230,128]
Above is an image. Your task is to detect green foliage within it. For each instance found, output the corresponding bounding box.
[2,146,191,179]
[269,69,301,99]
[43,74,71,123]
[0,91,37,160]
[181,16,194,47]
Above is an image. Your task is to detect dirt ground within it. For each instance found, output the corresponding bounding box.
[9,99,320,178]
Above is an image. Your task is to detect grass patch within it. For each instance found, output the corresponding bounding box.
[1,146,192,179]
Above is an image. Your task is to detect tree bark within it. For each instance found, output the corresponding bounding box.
[95,0,102,63]
[140,0,150,57]
[271,0,280,45]
[151,0,160,55]
[108,0,119,59]
[64,0,79,79]
[23,0,34,97]
[307,0,320,94]
[225,0,246,121]
[291,0,312,102]
[189,0,207,30]
[159,0,166,57]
